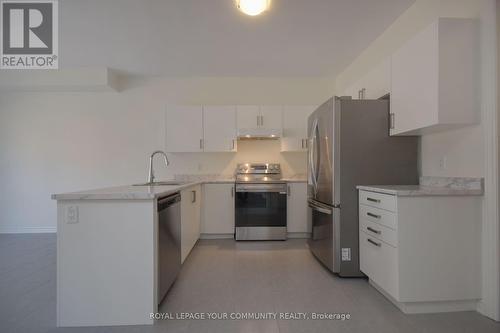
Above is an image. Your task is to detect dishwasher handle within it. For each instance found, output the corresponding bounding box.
[158,193,181,210]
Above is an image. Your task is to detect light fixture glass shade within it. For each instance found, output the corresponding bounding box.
[236,0,270,16]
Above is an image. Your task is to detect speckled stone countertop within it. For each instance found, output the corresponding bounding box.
[357,177,484,197]
[51,182,202,200]
[52,174,307,200]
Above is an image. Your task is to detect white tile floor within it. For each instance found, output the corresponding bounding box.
[1,234,499,333]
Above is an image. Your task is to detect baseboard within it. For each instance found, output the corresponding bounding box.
[369,279,479,314]
[200,233,234,240]
[0,226,57,234]
[200,233,311,240]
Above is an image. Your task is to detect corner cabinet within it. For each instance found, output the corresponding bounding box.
[180,185,201,263]
[390,18,479,135]
[201,183,235,237]
[281,106,315,152]
[358,189,481,314]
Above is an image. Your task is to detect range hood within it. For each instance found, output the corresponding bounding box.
[237,128,282,140]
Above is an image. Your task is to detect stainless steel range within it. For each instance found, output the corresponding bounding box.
[235,163,287,241]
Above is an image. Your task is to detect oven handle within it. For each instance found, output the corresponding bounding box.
[236,188,288,193]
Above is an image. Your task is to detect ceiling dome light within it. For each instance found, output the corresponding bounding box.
[236,0,270,16]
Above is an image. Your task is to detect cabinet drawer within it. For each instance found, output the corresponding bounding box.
[359,230,399,300]
[359,191,396,212]
[359,204,397,230]
[360,218,397,247]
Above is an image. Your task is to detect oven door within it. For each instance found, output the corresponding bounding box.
[235,183,287,240]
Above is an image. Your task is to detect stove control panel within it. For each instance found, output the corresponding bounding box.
[236,163,281,174]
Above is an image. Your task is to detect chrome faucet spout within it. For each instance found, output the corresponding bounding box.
[148,151,170,183]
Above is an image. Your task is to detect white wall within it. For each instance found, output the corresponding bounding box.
[336,0,484,177]
[0,77,332,233]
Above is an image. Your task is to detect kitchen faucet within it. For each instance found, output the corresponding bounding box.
[148,151,170,183]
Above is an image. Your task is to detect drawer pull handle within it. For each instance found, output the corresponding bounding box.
[367,238,381,247]
[367,212,381,219]
[367,226,381,234]
[366,197,381,203]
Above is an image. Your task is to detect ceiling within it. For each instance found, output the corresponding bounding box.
[60,0,415,77]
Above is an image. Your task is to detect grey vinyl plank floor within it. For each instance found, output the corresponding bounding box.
[1,234,499,333]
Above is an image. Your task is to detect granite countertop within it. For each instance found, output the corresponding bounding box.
[357,177,484,197]
[52,174,307,200]
[51,182,203,200]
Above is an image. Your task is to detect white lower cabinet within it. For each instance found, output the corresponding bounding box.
[201,183,235,236]
[180,185,201,263]
[359,230,399,299]
[286,182,310,235]
[358,189,481,314]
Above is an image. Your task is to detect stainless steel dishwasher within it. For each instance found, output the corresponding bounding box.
[157,192,181,305]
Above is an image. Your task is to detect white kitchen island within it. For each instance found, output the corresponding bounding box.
[53,183,195,327]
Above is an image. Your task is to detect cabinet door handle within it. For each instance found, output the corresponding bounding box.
[199,139,203,150]
[231,139,235,150]
[366,197,381,203]
[287,185,291,196]
[367,226,381,234]
[257,115,260,126]
[301,139,304,149]
[367,238,381,247]
[260,115,264,126]
[390,113,395,130]
[305,138,308,149]
[231,186,234,197]
[192,190,196,203]
[367,212,381,219]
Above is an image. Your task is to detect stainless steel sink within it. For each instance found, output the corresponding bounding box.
[133,181,187,186]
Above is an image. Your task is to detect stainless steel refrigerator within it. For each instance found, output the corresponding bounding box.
[307,97,418,277]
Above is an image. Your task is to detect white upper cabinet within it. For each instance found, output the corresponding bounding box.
[166,105,203,152]
[390,18,479,136]
[236,105,260,129]
[166,105,237,153]
[203,106,237,152]
[342,57,391,100]
[236,105,283,136]
[259,106,283,130]
[281,105,315,152]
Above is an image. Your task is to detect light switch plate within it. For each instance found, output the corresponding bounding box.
[65,206,79,224]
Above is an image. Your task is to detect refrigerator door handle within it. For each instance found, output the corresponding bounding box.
[309,119,319,194]
[308,200,333,215]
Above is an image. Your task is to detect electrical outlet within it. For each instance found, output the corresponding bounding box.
[341,248,351,261]
[65,206,79,224]
[439,156,447,170]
